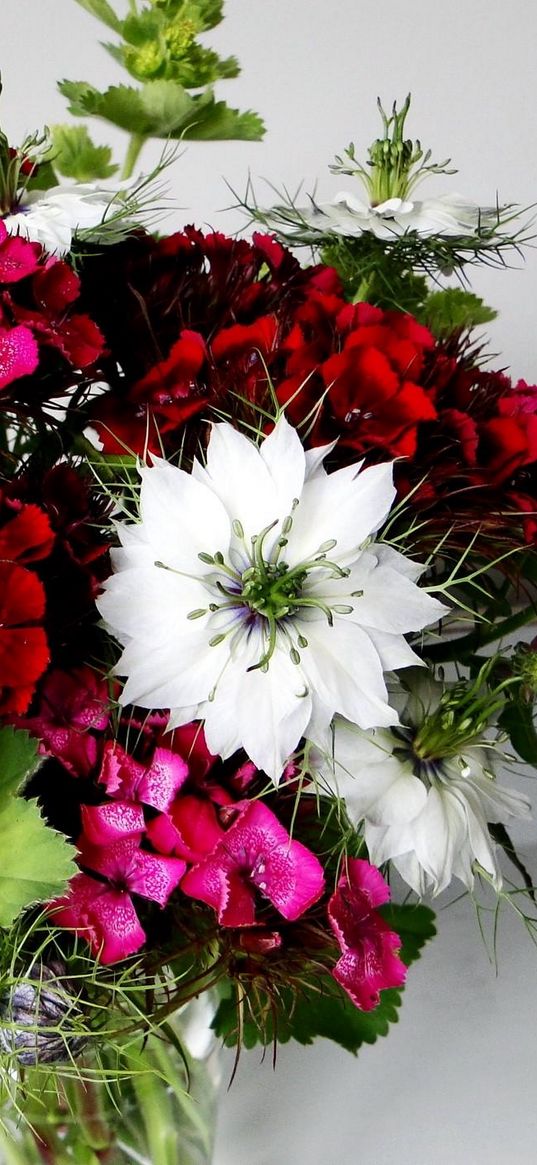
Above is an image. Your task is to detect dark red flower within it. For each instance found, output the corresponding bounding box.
[77,228,340,455]
[0,561,49,715]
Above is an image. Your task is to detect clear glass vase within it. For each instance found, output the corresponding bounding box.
[0,996,221,1165]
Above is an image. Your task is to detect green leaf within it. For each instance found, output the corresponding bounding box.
[50,124,118,181]
[378,902,437,965]
[59,79,264,142]
[180,95,264,141]
[0,727,40,798]
[422,288,497,337]
[0,798,76,927]
[73,0,122,32]
[25,160,59,192]
[499,699,537,764]
[59,79,194,136]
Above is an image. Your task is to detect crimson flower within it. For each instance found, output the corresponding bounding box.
[0,501,53,715]
[78,227,340,455]
[181,800,325,926]
[327,859,406,1011]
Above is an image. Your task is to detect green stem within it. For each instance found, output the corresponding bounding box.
[122,134,145,180]
[424,604,537,664]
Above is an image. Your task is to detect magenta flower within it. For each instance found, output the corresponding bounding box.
[327,858,406,1011]
[81,800,146,846]
[181,801,325,927]
[147,794,227,864]
[98,740,188,812]
[21,666,109,777]
[52,806,186,964]
[50,872,147,966]
[0,325,39,391]
[0,221,41,282]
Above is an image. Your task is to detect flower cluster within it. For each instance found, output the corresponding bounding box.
[1,102,536,1094]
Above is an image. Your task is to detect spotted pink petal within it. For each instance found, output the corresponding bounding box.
[99,741,188,811]
[81,800,145,846]
[87,888,146,964]
[126,849,186,906]
[328,858,406,1011]
[80,833,185,908]
[49,873,145,965]
[139,746,189,810]
[0,326,39,390]
[49,871,102,931]
[181,801,325,925]
[79,835,141,884]
[0,234,41,282]
[183,859,258,927]
[147,795,225,863]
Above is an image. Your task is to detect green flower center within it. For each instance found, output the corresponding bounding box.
[240,561,307,621]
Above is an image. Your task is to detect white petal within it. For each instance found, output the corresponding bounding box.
[302,617,398,730]
[193,422,278,542]
[304,440,340,480]
[413,787,466,894]
[203,629,312,781]
[286,460,396,568]
[259,414,306,515]
[139,459,231,572]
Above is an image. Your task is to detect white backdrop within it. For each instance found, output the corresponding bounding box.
[2,3,537,1162]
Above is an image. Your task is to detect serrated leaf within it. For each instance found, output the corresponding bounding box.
[25,160,59,192]
[122,10,166,46]
[499,700,537,764]
[59,79,194,136]
[423,288,497,337]
[73,0,122,32]
[0,727,40,798]
[212,980,403,1054]
[59,79,264,142]
[50,124,117,181]
[379,903,437,964]
[180,96,265,141]
[0,798,76,927]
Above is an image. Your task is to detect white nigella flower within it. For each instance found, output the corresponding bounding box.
[277,190,500,242]
[315,673,531,896]
[97,416,445,783]
[2,184,133,257]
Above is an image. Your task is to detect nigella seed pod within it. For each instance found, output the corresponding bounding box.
[0,963,87,1066]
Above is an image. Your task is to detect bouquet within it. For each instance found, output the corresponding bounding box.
[0,4,536,1162]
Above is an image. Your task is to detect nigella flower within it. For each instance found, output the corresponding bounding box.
[316,673,532,896]
[97,416,445,781]
[2,183,133,257]
[266,191,501,243]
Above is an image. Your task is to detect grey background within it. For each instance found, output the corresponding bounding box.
[2,3,537,1161]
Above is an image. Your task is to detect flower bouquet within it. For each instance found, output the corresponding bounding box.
[0,3,536,1162]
